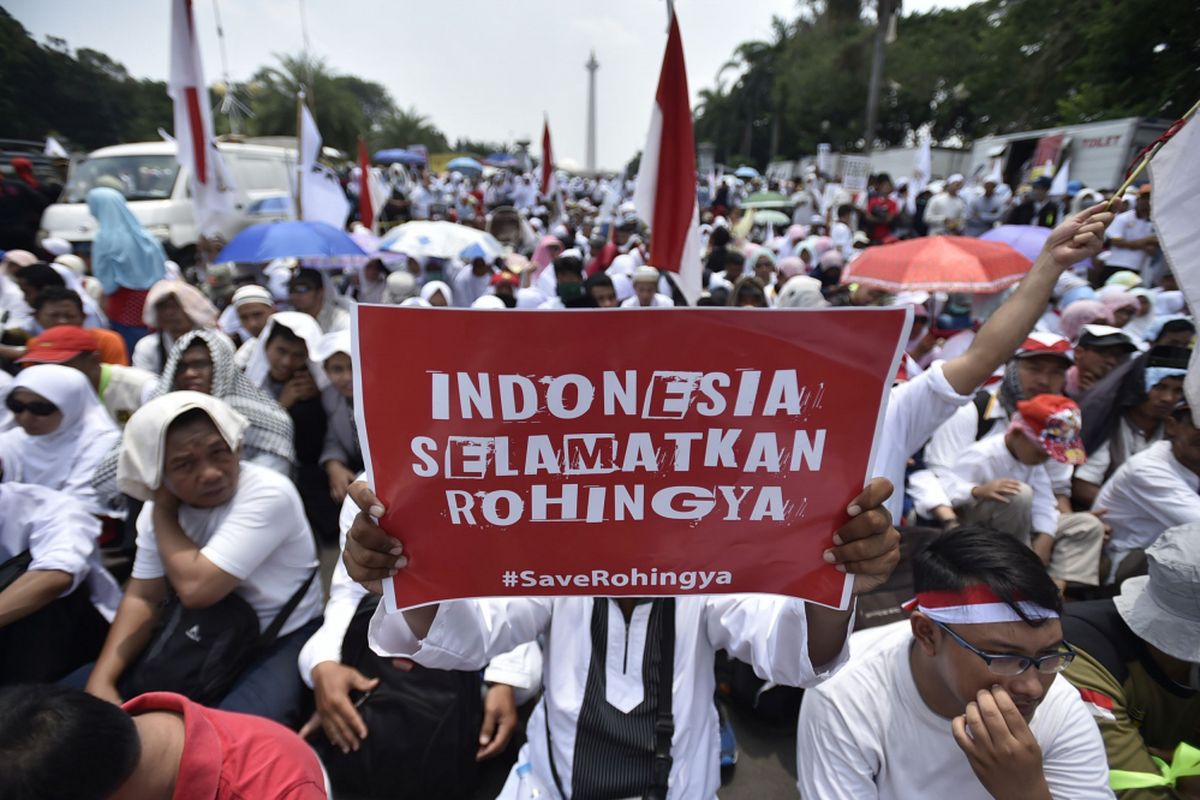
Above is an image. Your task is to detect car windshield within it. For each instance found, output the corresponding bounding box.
[63,155,179,203]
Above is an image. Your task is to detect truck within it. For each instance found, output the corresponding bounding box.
[39,139,298,264]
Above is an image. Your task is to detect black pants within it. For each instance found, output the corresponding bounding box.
[0,586,109,684]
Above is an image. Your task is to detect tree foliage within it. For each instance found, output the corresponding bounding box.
[0,10,450,155]
[694,0,1200,167]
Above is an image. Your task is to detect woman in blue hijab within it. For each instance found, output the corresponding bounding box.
[86,187,166,352]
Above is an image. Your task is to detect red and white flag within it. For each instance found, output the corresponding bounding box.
[633,11,702,304]
[1077,688,1116,722]
[168,0,233,236]
[358,136,374,230]
[540,116,556,198]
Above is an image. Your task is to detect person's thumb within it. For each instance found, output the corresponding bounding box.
[479,710,496,744]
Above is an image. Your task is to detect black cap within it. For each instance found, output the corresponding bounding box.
[1077,325,1137,353]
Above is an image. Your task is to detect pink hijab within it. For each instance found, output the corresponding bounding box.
[1060,300,1114,343]
[142,279,219,329]
[531,235,563,276]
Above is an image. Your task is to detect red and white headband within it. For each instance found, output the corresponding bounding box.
[901,585,1058,625]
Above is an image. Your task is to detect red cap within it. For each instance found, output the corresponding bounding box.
[17,326,99,364]
[1014,394,1086,465]
[1014,331,1073,365]
[490,271,519,287]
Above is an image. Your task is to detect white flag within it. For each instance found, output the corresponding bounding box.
[44,136,68,159]
[912,132,932,196]
[168,0,235,237]
[294,98,349,228]
[986,158,1004,185]
[1049,158,1070,197]
[1148,114,1200,422]
[298,97,322,174]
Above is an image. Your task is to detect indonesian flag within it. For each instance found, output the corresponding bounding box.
[540,116,555,198]
[1077,688,1116,722]
[168,0,233,236]
[632,11,702,305]
[1148,111,1200,424]
[358,136,374,230]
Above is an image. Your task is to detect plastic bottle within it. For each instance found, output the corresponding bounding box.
[514,762,545,799]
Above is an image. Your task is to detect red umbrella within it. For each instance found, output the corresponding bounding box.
[840,236,1032,294]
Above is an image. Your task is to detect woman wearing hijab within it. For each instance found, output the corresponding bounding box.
[86,187,167,352]
[748,247,778,305]
[82,392,323,724]
[311,331,361,505]
[131,280,221,376]
[381,271,419,305]
[152,330,295,475]
[244,312,337,542]
[1074,345,1190,507]
[419,280,453,307]
[1098,290,1140,330]
[1059,299,1114,343]
[0,364,120,515]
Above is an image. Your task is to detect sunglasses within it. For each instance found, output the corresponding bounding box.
[5,396,59,417]
[288,284,317,294]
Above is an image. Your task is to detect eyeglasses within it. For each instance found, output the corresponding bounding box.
[5,396,59,417]
[934,620,1076,676]
[288,284,316,295]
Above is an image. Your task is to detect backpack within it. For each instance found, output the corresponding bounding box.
[310,595,483,800]
[125,568,316,706]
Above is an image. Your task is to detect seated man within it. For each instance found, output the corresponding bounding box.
[1062,524,1200,798]
[81,392,323,725]
[0,482,121,683]
[227,283,276,368]
[342,478,901,799]
[0,685,327,799]
[1067,325,1138,398]
[288,266,349,333]
[1094,402,1200,584]
[297,481,540,799]
[946,394,1105,589]
[620,265,674,308]
[796,527,1111,799]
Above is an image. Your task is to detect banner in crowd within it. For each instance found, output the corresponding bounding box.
[354,306,911,612]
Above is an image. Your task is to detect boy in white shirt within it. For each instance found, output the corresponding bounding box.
[797,527,1113,799]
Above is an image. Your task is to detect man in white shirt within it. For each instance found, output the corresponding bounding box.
[84,393,323,726]
[924,174,967,235]
[944,394,1104,588]
[1102,186,1156,278]
[797,527,1113,800]
[1093,402,1200,583]
[964,177,1006,237]
[0,482,121,683]
[341,477,901,800]
[620,265,674,308]
[830,203,856,260]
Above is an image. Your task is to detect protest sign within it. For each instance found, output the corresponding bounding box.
[841,155,872,193]
[354,306,911,612]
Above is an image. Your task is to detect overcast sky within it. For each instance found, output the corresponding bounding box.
[8,0,974,170]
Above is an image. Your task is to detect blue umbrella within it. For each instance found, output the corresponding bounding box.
[214,221,366,264]
[374,148,425,165]
[447,156,484,173]
[734,165,760,179]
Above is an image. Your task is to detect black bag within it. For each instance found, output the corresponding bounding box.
[125,568,316,706]
[311,595,483,800]
[0,550,32,591]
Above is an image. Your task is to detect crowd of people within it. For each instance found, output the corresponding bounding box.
[0,151,1195,800]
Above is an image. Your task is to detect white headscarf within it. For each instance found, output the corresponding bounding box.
[419,280,453,306]
[243,311,330,390]
[312,330,353,364]
[0,364,120,509]
[775,275,830,309]
[117,391,248,502]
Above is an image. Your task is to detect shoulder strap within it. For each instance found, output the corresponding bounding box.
[647,597,677,800]
[973,389,997,441]
[259,566,318,649]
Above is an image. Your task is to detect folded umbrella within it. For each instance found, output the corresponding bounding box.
[840,236,1032,293]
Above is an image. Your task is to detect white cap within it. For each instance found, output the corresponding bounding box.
[231,284,275,308]
[947,173,964,185]
[632,265,660,284]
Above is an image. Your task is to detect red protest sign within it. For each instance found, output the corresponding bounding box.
[354,306,909,612]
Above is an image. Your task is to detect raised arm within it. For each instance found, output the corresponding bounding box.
[942,204,1112,396]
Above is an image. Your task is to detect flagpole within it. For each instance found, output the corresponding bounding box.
[1107,97,1200,210]
[295,91,304,220]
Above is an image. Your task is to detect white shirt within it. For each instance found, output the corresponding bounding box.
[132,462,323,636]
[924,192,967,235]
[877,362,975,525]
[830,221,855,259]
[368,594,850,800]
[1074,416,1162,485]
[796,623,1114,800]
[620,293,674,308]
[297,491,544,699]
[950,434,1060,535]
[0,483,122,621]
[131,331,174,375]
[1094,440,1200,557]
[99,363,156,428]
[1105,209,1155,272]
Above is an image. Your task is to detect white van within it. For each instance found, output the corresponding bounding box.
[39,140,298,263]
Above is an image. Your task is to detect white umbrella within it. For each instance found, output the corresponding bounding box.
[379,221,502,259]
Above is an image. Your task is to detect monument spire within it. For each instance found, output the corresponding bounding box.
[585,51,599,173]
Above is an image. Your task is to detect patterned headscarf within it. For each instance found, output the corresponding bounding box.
[153,329,295,466]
